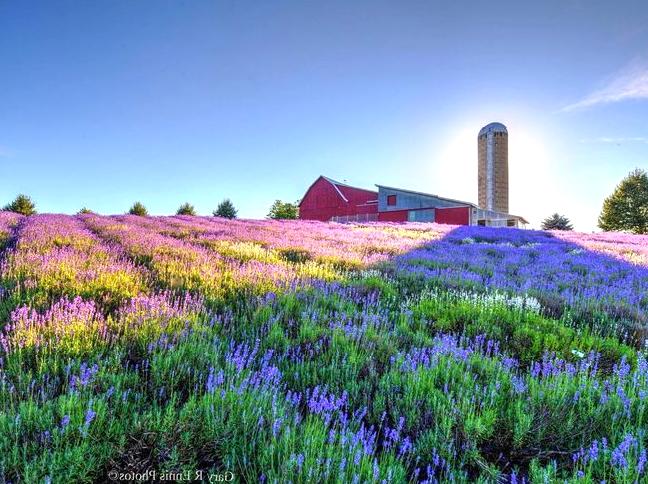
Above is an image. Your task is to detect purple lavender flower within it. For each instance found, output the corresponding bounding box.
[84,408,97,427]
[589,440,599,462]
[611,434,636,469]
[60,415,71,429]
[272,417,283,437]
[205,367,224,393]
[511,375,527,394]
[510,470,517,484]
[638,449,647,476]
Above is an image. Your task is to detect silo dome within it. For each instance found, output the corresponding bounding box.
[478,122,508,137]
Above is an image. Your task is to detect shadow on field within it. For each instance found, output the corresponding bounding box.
[386,225,648,346]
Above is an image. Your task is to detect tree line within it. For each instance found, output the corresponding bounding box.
[1,195,301,220]
[3,168,647,231]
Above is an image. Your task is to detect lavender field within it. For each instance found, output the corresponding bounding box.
[1,212,647,483]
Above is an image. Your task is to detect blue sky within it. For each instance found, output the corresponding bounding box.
[1,1,647,230]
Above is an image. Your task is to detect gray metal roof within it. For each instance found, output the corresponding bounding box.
[375,184,478,208]
[375,184,528,223]
[478,122,508,137]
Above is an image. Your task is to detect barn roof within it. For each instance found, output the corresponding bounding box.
[375,184,478,208]
[322,176,378,194]
[321,176,349,202]
[299,175,378,206]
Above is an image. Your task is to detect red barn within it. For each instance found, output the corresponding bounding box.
[298,176,378,222]
[299,175,527,227]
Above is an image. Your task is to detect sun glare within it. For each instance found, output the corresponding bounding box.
[433,120,555,228]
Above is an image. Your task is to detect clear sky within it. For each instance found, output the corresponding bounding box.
[1,1,647,230]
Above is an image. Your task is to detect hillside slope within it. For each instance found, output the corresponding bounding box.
[1,213,647,482]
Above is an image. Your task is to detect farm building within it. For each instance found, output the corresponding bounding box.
[299,176,527,227]
[298,176,379,222]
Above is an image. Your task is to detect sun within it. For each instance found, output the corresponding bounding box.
[432,119,554,227]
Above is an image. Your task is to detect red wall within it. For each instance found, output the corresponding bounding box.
[436,206,470,225]
[378,207,470,224]
[299,177,378,221]
[377,210,408,222]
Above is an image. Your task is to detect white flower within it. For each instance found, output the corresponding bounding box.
[571,349,585,359]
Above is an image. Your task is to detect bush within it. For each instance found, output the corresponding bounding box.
[128,202,148,216]
[213,199,237,219]
[176,203,197,216]
[541,213,573,231]
[77,207,94,214]
[3,194,36,216]
[267,200,298,220]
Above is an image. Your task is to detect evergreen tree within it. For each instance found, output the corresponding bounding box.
[177,203,197,216]
[541,213,573,231]
[3,194,36,216]
[213,199,237,219]
[267,200,299,220]
[598,168,648,234]
[128,202,148,216]
[78,207,94,214]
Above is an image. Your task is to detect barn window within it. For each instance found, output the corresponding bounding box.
[387,195,397,206]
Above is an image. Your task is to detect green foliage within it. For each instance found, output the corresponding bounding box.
[406,289,635,367]
[277,247,311,264]
[127,202,148,216]
[77,207,94,214]
[3,194,36,216]
[213,199,237,219]
[598,168,648,234]
[176,203,197,216]
[541,213,573,231]
[1,274,646,482]
[267,200,298,220]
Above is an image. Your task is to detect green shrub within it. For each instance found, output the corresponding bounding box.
[213,199,237,219]
[3,194,36,216]
[127,202,148,216]
[176,203,197,216]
